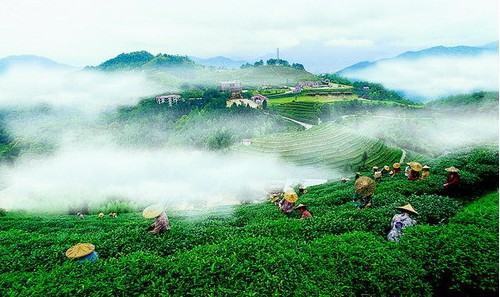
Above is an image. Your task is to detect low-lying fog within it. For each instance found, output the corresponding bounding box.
[0,146,330,212]
[0,66,332,212]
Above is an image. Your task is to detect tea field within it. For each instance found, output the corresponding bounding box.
[0,146,498,296]
[236,122,404,172]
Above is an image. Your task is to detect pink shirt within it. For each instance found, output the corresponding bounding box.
[151,212,170,234]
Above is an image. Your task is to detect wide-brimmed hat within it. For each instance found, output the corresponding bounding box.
[393,163,401,169]
[284,191,298,203]
[66,243,95,259]
[142,205,163,219]
[372,166,379,170]
[422,165,430,170]
[355,176,376,198]
[294,204,307,210]
[445,166,460,173]
[397,204,418,215]
[409,162,423,172]
[384,165,390,171]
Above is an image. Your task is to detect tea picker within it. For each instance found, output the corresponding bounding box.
[294,204,312,219]
[143,205,170,234]
[387,204,417,242]
[279,190,298,215]
[407,162,422,181]
[66,243,99,263]
[353,176,375,209]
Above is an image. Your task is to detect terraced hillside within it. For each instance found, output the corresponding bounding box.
[237,123,403,172]
[269,101,323,124]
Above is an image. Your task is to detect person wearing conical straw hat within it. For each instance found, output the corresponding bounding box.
[387,204,418,242]
[382,165,391,177]
[279,190,298,215]
[421,165,431,179]
[143,205,170,234]
[353,176,375,209]
[444,166,461,193]
[66,243,99,263]
[407,162,422,181]
[294,204,312,219]
[391,163,401,176]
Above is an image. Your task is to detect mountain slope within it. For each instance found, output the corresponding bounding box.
[337,43,498,75]
[0,55,73,72]
[190,56,247,69]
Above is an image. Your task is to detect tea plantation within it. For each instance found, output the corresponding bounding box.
[0,147,498,296]
[237,122,403,172]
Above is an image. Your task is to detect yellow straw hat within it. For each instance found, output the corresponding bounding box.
[393,163,401,169]
[355,176,376,198]
[142,205,163,219]
[397,204,418,215]
[66,243,95,259]
[409,162,423,172]
[445,166,460,173]
[284,191,298,203]
[384,165,390,171]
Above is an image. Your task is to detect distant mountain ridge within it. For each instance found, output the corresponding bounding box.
[337,42,498,75]
[190,56,248,69]
[0,55,73,72]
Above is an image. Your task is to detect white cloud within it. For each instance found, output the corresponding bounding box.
[0,67,164,111]
[0,0,497,65]
[343,54,499,99]
[325,38,374,48]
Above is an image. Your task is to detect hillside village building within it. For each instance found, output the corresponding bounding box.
[155,94,181,106]
[220,81,243,99]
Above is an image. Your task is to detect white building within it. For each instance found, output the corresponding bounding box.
[155,94,181,106]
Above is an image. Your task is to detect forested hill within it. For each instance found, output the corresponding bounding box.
[426,91,499,111]
[89,51,196,71]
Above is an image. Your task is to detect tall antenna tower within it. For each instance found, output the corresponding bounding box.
[277,48,280,61]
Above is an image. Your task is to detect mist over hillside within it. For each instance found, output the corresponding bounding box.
[337,43,499,101]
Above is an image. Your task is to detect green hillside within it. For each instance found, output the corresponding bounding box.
[426,91,499,111]
[236,122,403,172]
[0,147,497,296]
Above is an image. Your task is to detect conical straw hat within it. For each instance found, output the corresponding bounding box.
[355,176,375,198]
[393,163,401,169]
[409,162,423,172]
[284,191,298,203]
[293,204,307,210]
[66,243,95,259]
[445,166,459,173]
[397,204,418,214]
[384,165,390,171]
[422,165,430,170]
[142,205,163,219]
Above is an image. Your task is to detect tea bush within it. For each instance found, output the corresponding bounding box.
[0,146,498,296]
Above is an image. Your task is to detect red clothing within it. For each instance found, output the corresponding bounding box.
[407,170,420,181]
[445,173,460,187]
[393,168,401,174]
[300,210,312,219]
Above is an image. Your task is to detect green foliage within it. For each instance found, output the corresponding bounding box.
[207,129,234,151]
[0,208,6,217]
[0,148,498,296]
[93,51,195,71]
[95,51,155,71]
[91,200,138,214]
[426,91,499,111]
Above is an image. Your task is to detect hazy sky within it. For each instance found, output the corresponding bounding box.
[0,0,498,67]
